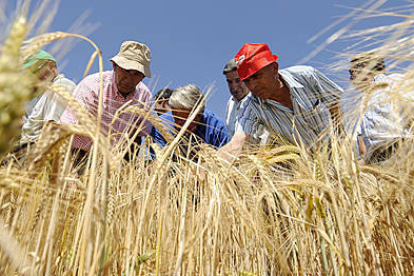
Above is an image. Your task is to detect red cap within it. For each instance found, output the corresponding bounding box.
[235,43,278,81]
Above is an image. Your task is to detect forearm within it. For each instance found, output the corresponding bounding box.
[357,135,366,159]
[329,103,345,136]
[217,132,249,161]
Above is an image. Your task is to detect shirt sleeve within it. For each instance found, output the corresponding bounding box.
[60,79,97,124]
[209,117,230,148]
[60,78,97,151]
[234,103,259,137]
[135,88,153,136]
[150,125,167,147]
[313,68,343,107]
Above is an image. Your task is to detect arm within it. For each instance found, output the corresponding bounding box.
[217,131,249,161]
[328,102,345,137]
[313,68,345,136]
[357,135,367,163]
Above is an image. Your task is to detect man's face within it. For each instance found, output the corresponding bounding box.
[243,62,279,99]
[31,60,57,81]
[172,109,201,134]
[225,70,250,101]
[113,63,145,95]
[349,62,373,89]
[154,99,171,116]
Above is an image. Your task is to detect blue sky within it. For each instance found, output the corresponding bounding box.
[14,0,413,119]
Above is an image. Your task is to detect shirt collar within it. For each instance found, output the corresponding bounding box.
[52,74,64,82]
[231,92,252,103]
[279,70,304,91]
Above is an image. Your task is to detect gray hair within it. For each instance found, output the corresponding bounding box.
[168,84,205,114]
[222,58,237,74]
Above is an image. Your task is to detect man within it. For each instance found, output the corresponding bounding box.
[21,50,76,144]
[223,58,251,136]
[151,84,229,159]
[351,52,413,163]
[219,43,344,159]
[60,41,153,162]
[223,58,269,144]
[153,88,173,116]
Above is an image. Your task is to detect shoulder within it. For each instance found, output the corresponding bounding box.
[54,74,76,92]
[281,65,317,76]
[82,70,113,83]
[159,110,175,123]
[242,92,254,103]
[203,110,226,126]
[76,71,113,91]
[135,82,152,101]
[374,73,403,83]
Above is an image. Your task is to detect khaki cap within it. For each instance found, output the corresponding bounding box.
[110,41,152,78]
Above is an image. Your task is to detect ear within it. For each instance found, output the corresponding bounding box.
[161,100,169,108]
[273,62,279,74]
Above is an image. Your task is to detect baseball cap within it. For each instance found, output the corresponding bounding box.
[110,41,152,78]
[235,43,278,81]
[24,50,56,69]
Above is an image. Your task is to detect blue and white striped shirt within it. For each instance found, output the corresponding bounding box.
[225,93,253,137]
[235,65,343,147]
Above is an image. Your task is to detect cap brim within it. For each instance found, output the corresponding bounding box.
[110,56,152,78]
[239,57,277,81]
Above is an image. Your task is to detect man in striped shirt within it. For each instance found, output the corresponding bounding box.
[60,41,153,164]
[219,43,344,159]
[223,58,252,137]
[223,58,269,144]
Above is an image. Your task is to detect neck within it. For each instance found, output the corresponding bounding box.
[119,92,131,99]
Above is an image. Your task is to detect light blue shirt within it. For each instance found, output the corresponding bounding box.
[235,65,343,147]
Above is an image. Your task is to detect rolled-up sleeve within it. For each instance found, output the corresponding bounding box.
[313,68,343,107]
[234,103,260,137]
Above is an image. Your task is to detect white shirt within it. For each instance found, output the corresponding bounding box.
[21,74,76,143]
[360,73,414,160]
[225,92,253,137]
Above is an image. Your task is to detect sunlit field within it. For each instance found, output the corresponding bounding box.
[1,1,414,275]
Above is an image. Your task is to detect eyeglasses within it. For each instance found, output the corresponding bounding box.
[351,62,366,69]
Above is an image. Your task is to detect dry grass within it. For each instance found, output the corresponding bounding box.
[1,1,414,275]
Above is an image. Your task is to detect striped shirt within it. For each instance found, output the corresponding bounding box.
[60,70,152,151]
[359,73,414,160]
[225,93,253,137]
[226,93,269,144]
[235,65,343,147]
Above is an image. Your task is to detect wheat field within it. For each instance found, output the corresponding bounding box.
[1,1,414,275]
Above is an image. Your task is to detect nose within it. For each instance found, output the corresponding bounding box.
[349,69,355,80]
[229,82,239,92]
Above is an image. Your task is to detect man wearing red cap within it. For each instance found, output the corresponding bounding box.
[219,43,344,158]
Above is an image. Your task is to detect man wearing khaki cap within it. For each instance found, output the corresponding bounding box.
[61,41,153,165]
